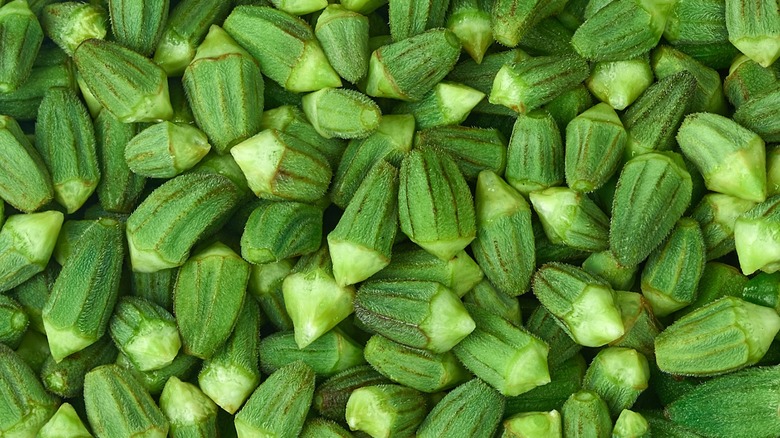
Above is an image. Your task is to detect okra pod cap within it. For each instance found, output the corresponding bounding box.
[313,364,391,422]
[0,210,63,293]
[691,193,757,260]
[530,187,610,252]
[582,347,650,416]
[655,297,780,376]
[395,81,486,131]
[125,121,212,178]
[159,376,219,438]
[446,0,493,63]
[735,196,780,275]
[585,58,654,110]
[41,1,107,56]
[533,263,625,347]
[725,0,780,67]
[345,384,428,438]
[501,410,562,438]
[37,402,93,438]
[612,410,649,438]
[74,39,173,123]
[109,296,182,372]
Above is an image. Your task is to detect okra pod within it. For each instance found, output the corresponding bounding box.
[37,402,93,438]
[0,210,63,293]
[259,329,365,377]
[0,344,60,437]
[313,364,391,422]
[504,109,564,194]
[414,125,506,181]
[159,376,219,438]
[346,384,428,438]
[0,0,43,92]
[124,121,211,178]
[416,378,504,438]
[0,295,28,348]
[41,1,107,56]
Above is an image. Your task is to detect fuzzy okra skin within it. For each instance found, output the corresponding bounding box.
[313,364,391,422]
[346,384,428,438]
[159,376,219,438]
[0,0,43,93]
[94,110,145,214]
[0,210,63,293]
[417,378,505,438]
[0,115,54,213]
[174,242,249,360]
[107,0,169,56]
[124,121,211,179]
[42,218,124,363]
[126,173,242,273]
[41,1,107,56]
[0,344,60,437]
[241,201,323,264]
[40,335,118,398]
[259,329,365,377]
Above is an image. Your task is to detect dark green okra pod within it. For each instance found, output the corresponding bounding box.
[0,0,43,92]
[0,344,60,436]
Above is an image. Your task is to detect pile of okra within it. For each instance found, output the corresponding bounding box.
[1,0,779,436]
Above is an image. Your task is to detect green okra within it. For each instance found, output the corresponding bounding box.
[678,112,766,203]
[230,129,332,203]
[84,364,169,438]
[416,378,504,438]
[167,77,194,124]
[0,114,53,213]
[153,0,233,76]
[557,0,588,30]
[182,25,264,155]
[0,0,43,92]
[610,291,661,358]
[13,330,51,374]
[725,0,780,67]
[314,364,391,422]
[241,201,322,264]
[35,87,100,213]
[125,121,211,178]
[109,296,181,372]
[116,351,201,397]
[582,347,650,416]
[330,114,414,208]
[564,103,627,192]
[259,329,365,377]
[735,196,780,275]
[561,390,612,438]
[691,193,757,260]
[270,0,325,15]
[302,87,382,140]
[453,304,550,396]
[611,410,649,438]
[724,55,779,109]
[743,272,780,313]
[126,173,241,273]
[518,17,575,57]
[131,268,177,311]
[53,220,93,266]
[328,160,397,286]
[0,210,63,293]
[585,58,654,111]
[571,0,671,61]
[40,219,122,363]
[640,218,706,317]
[471,170,535,296]
[260,105,347,171]
[446,49,530,116]
[666,365,780,438]
[340,0,386,14]
[174,242,249,359]
[364,334,471,393]
[38,402,93,438]
[622,70,697,158]
[502,410,562,438]
[107,0,168,56]
[395,81,484,131]
[610,152,693,266]
[490,0,565,48]
[446,0,493,63]
[652,45,728,114]
[399,147,476,261]
[369,242,483,297]
[504,354,586,416]
[533,263,625,348]
[663,0,739,69]
[41,335,118,398]
[346,384,428,438]
[388,0,448,41]
[0,60,75,121]
[675,261,748,318]
[581,251,637,291]
[503,109,564,194]
[198,300,261,414]
[94,110,145,214]
[74,39,173,123]
[365,28,461,101]
[301,418,354,438]
[733,86,780,143]
[234,361,315,438]
[41,1,107,56]
[247,259,294,331]
[0,295,27,348]
[543,85,594,132]
[656,297,780,376]
[489,54,590,114]
[414,125,506,181]
[10,262,57,334]
[189,153,253,198]
[223,6,341,92]
[282,245,356,347]
[524,302,582,367]
[160,376,218,438]
[463,279,522,326]
[0,344,60,437]
[355,279,475,353]
[530,187,610,252]
[315,5,370,83]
